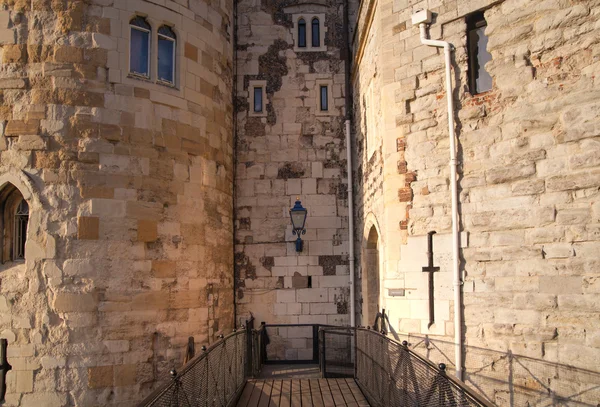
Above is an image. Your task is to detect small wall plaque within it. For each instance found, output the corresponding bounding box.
[388,288,406,297]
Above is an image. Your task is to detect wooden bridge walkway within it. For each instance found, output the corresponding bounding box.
[236,378,370,407]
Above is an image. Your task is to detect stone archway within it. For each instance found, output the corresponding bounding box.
[362,225,380,327]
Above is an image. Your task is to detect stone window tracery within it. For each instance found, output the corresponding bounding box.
[292,14,326,52]
[129,16,151,78]
[0,184,28,263]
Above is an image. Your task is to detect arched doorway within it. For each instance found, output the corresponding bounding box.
[362,225,380,327]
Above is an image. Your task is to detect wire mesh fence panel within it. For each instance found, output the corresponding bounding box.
[250,328,264,377]
[139,330,247,407]
[354,329,494,407]
[263,325,315,362]
[321,328,354,378]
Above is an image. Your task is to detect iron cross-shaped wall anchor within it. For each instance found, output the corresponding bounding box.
[422,231,440,328]
[0,338,11,403]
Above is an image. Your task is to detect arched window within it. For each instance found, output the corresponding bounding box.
[158,25,176,84]
[298,18,306,48]
[311,18,320,47]
[0,184,28,263]
[129,16,151,77]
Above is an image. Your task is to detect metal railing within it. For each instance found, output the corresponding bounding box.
[138,329,247,407]
[256,323,333,364]
[321,327,496,407]
[249,322,265,377]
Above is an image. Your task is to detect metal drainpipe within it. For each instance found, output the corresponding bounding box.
[343,0,356,327]
[418,21,464,381]
[345,119,355,327]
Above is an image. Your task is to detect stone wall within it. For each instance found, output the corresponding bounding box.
[353,0,600,404]
[0,0,234,405]
[234,0,351,352]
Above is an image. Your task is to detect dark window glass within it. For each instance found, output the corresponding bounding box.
[298,19,306,48]
[467,12,493,94]
[158,26,176,83]
[254,87,263,112]
[130,17,150,76]
[312,18,320,47]
[320,85,328,111]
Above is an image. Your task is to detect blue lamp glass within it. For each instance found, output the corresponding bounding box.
[289,198,308,252]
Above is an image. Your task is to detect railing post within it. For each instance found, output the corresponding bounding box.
[353,328,358,379]
[312,325,319,363]
[245,323,252,378]
[323,331,327,377]
[260,322,266,365]
[202,345,208,407]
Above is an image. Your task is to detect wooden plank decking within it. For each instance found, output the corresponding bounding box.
[236,378,370,407]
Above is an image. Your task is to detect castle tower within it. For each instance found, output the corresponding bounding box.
[0,0,234,405]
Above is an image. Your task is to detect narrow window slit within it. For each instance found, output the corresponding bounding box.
[298,19,306,48]
[312,18,320,47]
[13,200,28,261]
[254,87,263,113]
[467,11,493,94]
[320,85,328,111]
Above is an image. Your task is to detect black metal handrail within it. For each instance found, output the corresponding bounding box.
[321,327,496,407]
[138,329,247,407]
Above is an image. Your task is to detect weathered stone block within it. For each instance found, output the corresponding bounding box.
[20,392,66,407]
[292,274,308,288]
[131,291,169,310]
[53,293,98,313]
[88,365,113,389]
[398,187,413,202]
[539,276,581,294]
[137,220,158,242]
[2,44,27,63]
[184,42,198,62]
[546,171,600,191]
[53,45,83,63]
[5,120,40,135]
[15,370,33,393]
[78,216,99,240]
[486,163,536,184]
[152,260,176,278]
[16,135,45,150]
[114,364,136,387]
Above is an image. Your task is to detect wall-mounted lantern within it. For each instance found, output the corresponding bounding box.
[289,198,308,252]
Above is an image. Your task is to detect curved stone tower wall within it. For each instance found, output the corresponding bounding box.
[0,0,234,405]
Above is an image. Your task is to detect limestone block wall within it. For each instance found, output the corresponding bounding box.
[0,0,234,405]
[234,0,350,349]
[353,0,600,404]
[351,0,410,328]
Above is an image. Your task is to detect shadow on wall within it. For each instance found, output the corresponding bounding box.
[399,334,600,407]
